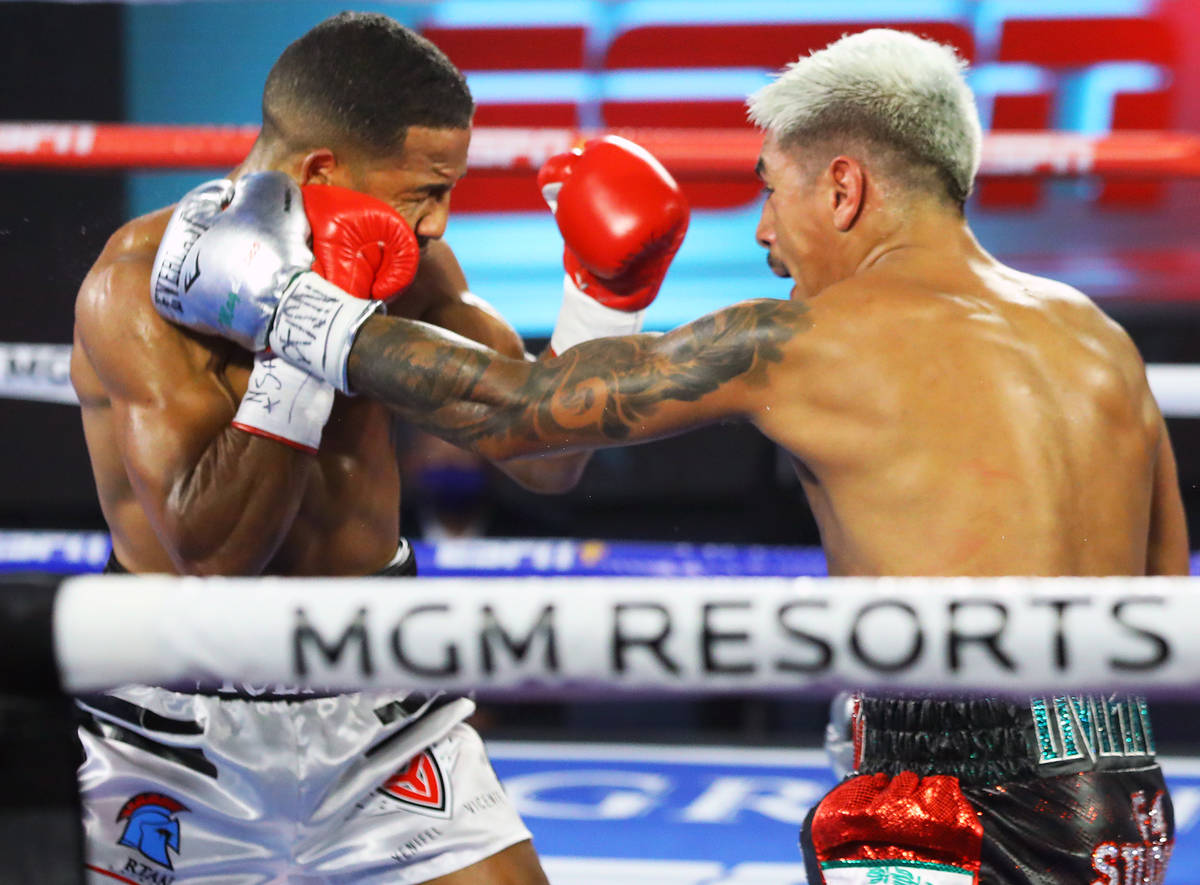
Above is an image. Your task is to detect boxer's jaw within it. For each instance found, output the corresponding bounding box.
[755,137,837,300]
[765,254,807,304]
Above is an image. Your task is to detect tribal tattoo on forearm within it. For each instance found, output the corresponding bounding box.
[349,298,807,456]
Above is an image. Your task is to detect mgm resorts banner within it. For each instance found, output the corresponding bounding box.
[48,574,1200,697]
[0,344,75,405]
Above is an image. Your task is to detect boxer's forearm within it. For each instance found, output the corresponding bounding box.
[348,315,539,459]
[161,427,313,575]
[347,300,799,459]
[498,349,595,493]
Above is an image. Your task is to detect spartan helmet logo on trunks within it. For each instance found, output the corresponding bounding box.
[116,792,189,869]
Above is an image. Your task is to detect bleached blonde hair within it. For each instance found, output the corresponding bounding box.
[747,29,982,206]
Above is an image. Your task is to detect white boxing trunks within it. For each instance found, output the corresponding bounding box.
[77,686,532,884]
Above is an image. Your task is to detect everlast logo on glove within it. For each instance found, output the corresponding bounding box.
[150,179,234,318]
[181,255,201,294]
[153,208,209,312]
[149,174,410,393]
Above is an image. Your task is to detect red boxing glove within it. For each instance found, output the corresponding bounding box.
[537,136,689,353]
[301,184,420,301]
[232,184,419,452]
[538,135,688,309]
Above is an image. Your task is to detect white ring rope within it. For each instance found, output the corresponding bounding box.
[46,574,1199,696]
[5,343,1200,418]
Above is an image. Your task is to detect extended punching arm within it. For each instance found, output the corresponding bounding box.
[347,297,804,461]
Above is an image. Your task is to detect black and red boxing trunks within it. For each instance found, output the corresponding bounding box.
[803,694,1172,885]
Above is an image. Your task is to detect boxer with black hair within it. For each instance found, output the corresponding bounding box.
[71,11,686,883]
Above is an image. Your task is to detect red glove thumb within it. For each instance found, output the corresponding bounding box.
[302,184,420,301]
[536,149,580,213]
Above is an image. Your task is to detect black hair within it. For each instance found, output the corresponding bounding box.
[261,11,473,155]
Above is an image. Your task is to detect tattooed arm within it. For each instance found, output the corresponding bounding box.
[347,298,806,461]
[406,241,589,491]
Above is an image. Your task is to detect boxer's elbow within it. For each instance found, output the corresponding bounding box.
[469,423,576,469]
[173,545,266,577]
[172,554,248,578]
[159,493,276,577]
[159,518,268,576]
[469,435,536,467]
[495,451,589,494]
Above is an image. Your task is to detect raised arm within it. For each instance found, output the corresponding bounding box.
[409,136,692,492]
[79,179,421,575]
[347,297,806,461]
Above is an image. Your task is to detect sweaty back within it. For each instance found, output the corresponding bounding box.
[768,257,1163,577]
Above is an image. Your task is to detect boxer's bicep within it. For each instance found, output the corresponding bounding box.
[413,241,536,363]
[409,240,526,348]
[116,384,237,535]
[406,242,595,491]
[415,290,593,490]
[79,258,236,530]
[522,297,807,446]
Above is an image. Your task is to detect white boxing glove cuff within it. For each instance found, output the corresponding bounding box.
[549,273,645,355]
[267,271,383,393]
[232,354,335,454]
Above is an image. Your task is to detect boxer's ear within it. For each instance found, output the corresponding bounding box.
[299,149,341,186]
[829,156,864,232]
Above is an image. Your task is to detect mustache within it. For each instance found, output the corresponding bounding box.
[766,253,791,278]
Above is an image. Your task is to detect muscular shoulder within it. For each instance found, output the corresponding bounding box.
[673,297,813,357]
[814,273,949,324]
[73,206,224,402]
[1012,270,1143,364]
[95,207,174,273]
[76,209,173,317]
[1026,273,1154,415]
[773,278,908,364]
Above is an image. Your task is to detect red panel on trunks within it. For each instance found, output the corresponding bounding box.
[810,772,983,872]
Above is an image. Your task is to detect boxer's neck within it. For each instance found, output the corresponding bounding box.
[230,137,305,183]
[855,211,986,281]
